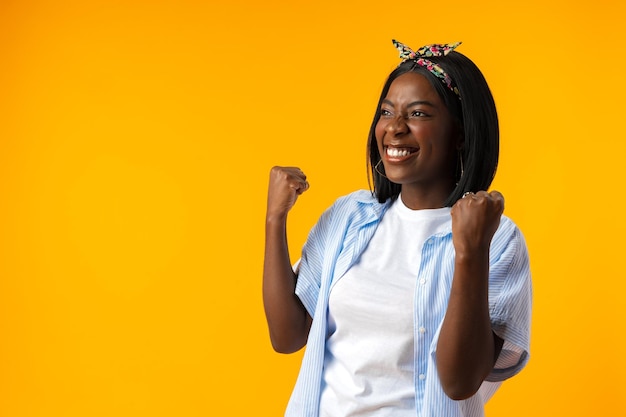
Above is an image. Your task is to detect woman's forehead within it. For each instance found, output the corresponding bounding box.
[385,72,441,104]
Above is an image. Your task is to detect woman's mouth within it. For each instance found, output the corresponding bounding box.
[385,146,419,161]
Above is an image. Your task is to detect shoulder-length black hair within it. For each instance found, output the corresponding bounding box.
[367,50,499,207]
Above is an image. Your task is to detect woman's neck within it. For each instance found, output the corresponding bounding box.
[399,183,454,210]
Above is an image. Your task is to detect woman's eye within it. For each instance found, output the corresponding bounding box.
[380,109,392,117]
[410,110,425,117]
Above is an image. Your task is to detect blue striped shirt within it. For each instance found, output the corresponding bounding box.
[287,190,532,417]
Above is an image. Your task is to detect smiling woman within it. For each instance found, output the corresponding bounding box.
[369,42,499,209]
[263,39,532,417]
[374,72,460,209]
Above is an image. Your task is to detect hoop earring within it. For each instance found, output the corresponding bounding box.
[456,152,464,185]
[374,160,387,179]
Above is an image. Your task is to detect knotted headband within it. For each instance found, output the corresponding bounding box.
[392,39,462,98]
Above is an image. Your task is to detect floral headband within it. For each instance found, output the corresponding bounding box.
[392,39,462,98]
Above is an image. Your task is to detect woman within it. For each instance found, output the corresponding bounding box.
[263,40,532,417]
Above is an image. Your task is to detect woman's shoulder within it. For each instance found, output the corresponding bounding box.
[330,189,389,212]
[493,214,529,252]
[319,190,389,225]
[335,189,379,205]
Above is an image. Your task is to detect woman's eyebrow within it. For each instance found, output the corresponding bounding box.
[381,99,436,108]
[408,100,436,108]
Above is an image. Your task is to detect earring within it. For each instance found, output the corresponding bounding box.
[374,160,387,179]
[456,152,464,185]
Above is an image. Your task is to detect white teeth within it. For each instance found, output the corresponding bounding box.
[386,148,412,157]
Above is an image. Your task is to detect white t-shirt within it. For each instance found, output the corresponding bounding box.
[320,196,452,417]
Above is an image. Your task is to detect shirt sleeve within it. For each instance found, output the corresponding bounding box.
[486,217,533,382]
[293,203,336,318]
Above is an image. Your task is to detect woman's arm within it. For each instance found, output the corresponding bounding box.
[263,166,312,354]
[436,190,505,400]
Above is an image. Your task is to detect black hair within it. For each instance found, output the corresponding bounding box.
[367,51,499,207]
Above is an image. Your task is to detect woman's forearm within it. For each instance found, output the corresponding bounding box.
[263,215,311,354]
[436,250,502,400]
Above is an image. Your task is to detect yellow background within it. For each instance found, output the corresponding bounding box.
[1,0,624,415]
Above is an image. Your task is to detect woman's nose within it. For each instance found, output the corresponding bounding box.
[385,116,408,135]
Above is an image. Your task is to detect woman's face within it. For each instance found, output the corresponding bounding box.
[375,71,460,198]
